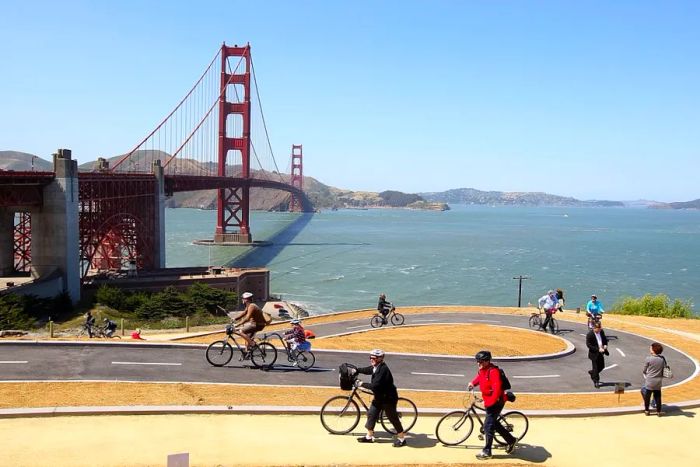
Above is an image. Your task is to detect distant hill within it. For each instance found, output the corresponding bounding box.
[0,150,53,171]
[419,187,624,207]
[669,199,700,210]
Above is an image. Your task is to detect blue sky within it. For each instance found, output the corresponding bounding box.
[1,0,698,202]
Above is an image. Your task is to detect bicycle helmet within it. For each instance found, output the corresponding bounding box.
[290,318,300,325]
[241,292,253,299]
[369,349,385,358]
[475,350,492,362]
[103,317,109,322]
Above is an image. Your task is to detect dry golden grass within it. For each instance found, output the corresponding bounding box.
[312,324,567,357]
[1,306,698,411]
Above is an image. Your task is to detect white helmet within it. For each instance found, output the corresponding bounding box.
[290,318,300,325]
[241,292,253,299]
[369,349,385,358]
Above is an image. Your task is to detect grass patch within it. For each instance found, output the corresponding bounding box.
[610,293,696,319]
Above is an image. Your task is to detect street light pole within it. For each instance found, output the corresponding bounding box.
[512,275,530,307]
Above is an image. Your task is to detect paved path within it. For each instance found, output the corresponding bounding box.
[0,410,698,466]
[1,312,696,393]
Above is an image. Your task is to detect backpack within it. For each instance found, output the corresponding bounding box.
[488,365,516,402]
[339,363,357,390]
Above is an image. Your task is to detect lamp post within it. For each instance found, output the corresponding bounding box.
[512,275,530,307]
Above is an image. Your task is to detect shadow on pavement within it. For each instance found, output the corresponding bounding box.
[662,407,697,418]
[496,443,552,463]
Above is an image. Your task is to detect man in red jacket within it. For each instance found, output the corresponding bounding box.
[467,350,517,460]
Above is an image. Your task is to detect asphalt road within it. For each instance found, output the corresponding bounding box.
[0,312,695,393]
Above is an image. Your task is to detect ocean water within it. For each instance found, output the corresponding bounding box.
[165,206,700,315]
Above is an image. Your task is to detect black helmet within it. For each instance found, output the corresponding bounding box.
[475,350,492,362]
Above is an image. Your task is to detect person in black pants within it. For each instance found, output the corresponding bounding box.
[586,322,609,388]
[354,349,407,447]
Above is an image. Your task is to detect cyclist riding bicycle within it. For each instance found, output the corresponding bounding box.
[537,290,558,333]
[103,318,118,337]
[586,294,605,327]
[377,293,394,323]
[284,318,310,351]
[233,292,268,351]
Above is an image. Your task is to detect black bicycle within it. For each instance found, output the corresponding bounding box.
[320,365,417,435]
[528,308,559,334]
[205,323,277,369]
[370,306,405,328]
[261,331,315,371]
[435,390,529,446]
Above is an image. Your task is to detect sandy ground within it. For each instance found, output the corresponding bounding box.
[1,410,698,466]
[1,307,698,411]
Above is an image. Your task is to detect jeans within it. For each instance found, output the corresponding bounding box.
[483,401,516,454]
[642,388,662,412]
[541,313,555,332]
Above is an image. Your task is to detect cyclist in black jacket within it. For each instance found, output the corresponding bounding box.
[354,349,407,447]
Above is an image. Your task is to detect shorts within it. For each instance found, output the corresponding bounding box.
[240,322,264,337]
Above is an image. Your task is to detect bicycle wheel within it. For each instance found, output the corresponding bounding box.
[320,396,361,434]
[390,312,405,326]
[250,342,278,369]
[381,397,418,434]
[435,410,474,445]
[370,315,383,328]
[528,315,541,329]
[494,411,529,445]
[206,341,234,367]
[295,350,315,371]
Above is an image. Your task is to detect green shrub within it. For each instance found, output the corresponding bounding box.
[135,286,194,320]
[94,285,126,310]
[0,292,74,330]
[185,283,236,313]
[610,294,695,319]
[0,294,35,329]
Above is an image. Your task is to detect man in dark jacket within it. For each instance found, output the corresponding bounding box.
[468,350,517,460]
[354,349,407,447]
[586,321,609,388]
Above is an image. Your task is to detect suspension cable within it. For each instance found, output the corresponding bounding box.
[250,56,285,182]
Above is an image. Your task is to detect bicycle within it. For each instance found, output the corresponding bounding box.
[261,331,315,371]
[528,307,559,334]
[77,322,96,338]
[586,312,603,329]
[320,365,417,435]
[93,324,121,339]
[205,323,278,369]
[370,306,405,328]
[435,389,529,446]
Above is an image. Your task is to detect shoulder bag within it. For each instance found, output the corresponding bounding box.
[661,356,673,379]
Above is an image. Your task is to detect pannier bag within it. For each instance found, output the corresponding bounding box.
[338,363,357,390]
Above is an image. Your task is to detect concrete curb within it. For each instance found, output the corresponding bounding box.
[0,340,207,350]
[1,400,699,419]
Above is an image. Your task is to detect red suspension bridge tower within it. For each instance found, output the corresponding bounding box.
[289,145,304,212]
[215,43,252,244]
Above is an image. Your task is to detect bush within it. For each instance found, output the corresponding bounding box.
[0,294,36,329]
[0,292,74,330]
[185,283,236,313]
[610,294,695,319]
[95,285,126,311]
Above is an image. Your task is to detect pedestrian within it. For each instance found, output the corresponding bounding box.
[354,349,407,447]
[642,342,665,416]
[556,288,565,312]
[468,350,517,460]
[84,311,96,338]
[537,290,558,333]
[586,321,608,388]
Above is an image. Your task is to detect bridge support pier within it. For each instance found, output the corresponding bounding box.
[153,161,166,268]
[30,149,80,303]
[0,210,13,275]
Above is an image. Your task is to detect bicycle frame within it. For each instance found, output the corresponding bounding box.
[262,332,295,360]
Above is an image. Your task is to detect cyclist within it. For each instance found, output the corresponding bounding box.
[102,318,118,337]
[467,350,517,460]
[586,294,605,328]
[354,349,407,447]
[377,293,394,324]
[234,292,268,351]
[537,290,558,333]
[284,318,308,351]
[84,311,96,338]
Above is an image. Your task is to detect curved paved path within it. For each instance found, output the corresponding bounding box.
[1,312,696,394]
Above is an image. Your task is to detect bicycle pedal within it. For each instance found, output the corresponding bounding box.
[478,434,484,441]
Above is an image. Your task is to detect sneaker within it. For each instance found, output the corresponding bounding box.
[644,410,650,416]
[594,381,600,389]
[357,436,374,443]
[393,438,407,448]
[505,440,517,454]
[476,451,492,460]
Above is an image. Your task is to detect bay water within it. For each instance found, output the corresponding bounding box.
[165,206,699,316]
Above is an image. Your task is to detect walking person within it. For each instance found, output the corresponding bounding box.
[642,342,666,416]
[586,322,609,388]
[468,350,517,460]
[354,349,407,447]
[537,290,558,333]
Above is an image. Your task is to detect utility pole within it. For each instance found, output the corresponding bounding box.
[512,275,530,307]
